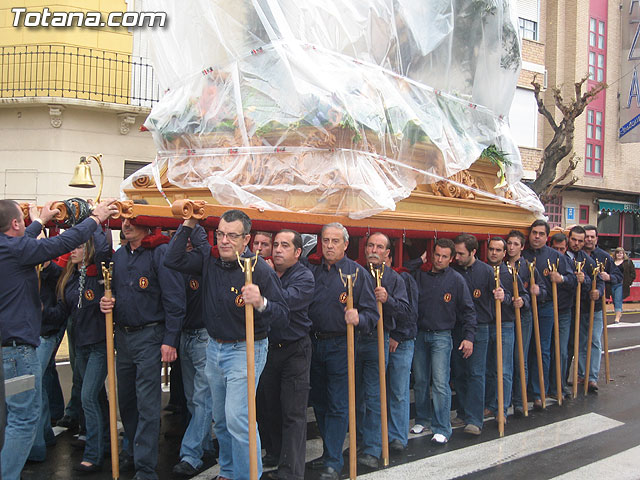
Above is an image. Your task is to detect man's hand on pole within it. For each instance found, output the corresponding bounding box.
[344,308,360,326]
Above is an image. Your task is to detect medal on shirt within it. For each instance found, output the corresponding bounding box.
[339,292,348,304]
[473,288,481,298]
[189,279,199,290]
[231,287,245,307]
[139,276,149,289]
[84,289,95,301]
[443,293,452,303]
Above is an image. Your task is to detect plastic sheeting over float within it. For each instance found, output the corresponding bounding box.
[127,0,544,219]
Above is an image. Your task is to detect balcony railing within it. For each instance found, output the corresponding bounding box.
[0,44,160,107]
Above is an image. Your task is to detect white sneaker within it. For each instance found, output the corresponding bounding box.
[410,424,425,434]
[431,433,448,444]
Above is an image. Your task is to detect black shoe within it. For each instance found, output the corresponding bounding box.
[73,462,102,474]
[119,454,135,473]
[309,457,325,470]
[262,453,279,468]
[357,453,379,469]
[318,466,339,480]
[172,460,200,476]
[389,439,406,453]
[588,381,599,393]
[56,415,79,430]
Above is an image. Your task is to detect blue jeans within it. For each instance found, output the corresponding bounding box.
[512,309,532,408]
[309,336,351,472]
[180,329,213,470]
[115,324,164,480]
[486,322,514,417]
[206,338,268,480]
[412,330,453,439]
[1,345,42,480]
[356,332,389,458]
[612,283,623,313]
[452,323,489,429]
[531,301,554,398]
[386,339,414,447]
[578,310,603,383]
[75,342,108,466]
[550,309,572,395]
[29,334,59,461]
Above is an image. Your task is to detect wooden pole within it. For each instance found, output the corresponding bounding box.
[101,262,119,480]
[601,294,611,383]
[343,272,358,480]
[240,255,259,480]
[511,266,527,417]
[548,260,563,406]
[584,265,598,395]
[493,266,504,437]
[529,262,546,409]
[572,261,584,399]
[370,265,389,466]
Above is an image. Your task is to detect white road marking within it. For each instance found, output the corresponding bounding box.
[357,413,622,480]
[552,444,640,479]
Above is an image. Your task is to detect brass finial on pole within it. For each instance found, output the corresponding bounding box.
[237,252,260,480]
[339,268,358,480]
[369,263,389,466]
[101,262,119,480]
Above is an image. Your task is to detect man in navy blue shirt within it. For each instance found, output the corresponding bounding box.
[522,220,576,409]
[355,233,409,468]
[451,234,506,436]
[1,198,116,480]
[306,223,378,480]
[409,238,476,444]
[164,209,288,480]
[259,229,314,480]
[581,225,616,391]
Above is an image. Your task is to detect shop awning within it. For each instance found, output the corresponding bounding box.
[599,200,640,213]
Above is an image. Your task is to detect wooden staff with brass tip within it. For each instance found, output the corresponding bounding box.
[369,263,389,466]
[547,258,562,406]
[237,252,260,480]
[509,263,527,417]
[572,260,585,398]
[528,261,546,408]
[101,262,119,480]
[493,266,505,437]
[584,263,599,395]
[339,268,358,480]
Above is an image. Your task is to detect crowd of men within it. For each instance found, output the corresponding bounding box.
[0,199,621,480]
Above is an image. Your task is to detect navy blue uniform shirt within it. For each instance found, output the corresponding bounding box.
[568,250,605,312]
[495,262,530,323]
[165,224,289,342]
[183,274,204,330]
[366,264,410,332]
[306,255,378,334]
[513,256,547,306]
[523,245,576,306]
[590,246,622,286]
[389,269,418,342]
[453,259,510,325]
[415,266,476,342]
[0,217,99,347]
[112,240,185,348]
[269,260,315,343]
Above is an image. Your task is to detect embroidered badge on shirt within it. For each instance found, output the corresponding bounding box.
[84,289,94,301]
[339,292,348,304]
[189,279,199,290]
[473,288,481,298]
[235,294,245,307]
[444,293,452,303]
[139,277,149,289]
[543,268,550,276]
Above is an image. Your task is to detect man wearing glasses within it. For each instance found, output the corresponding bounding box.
[165,209,288,480]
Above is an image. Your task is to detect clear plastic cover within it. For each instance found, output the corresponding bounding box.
[129,0,544,219]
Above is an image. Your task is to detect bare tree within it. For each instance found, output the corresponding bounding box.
[531,74,607,196]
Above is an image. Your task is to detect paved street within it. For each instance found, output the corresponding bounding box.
[21,311,640,479]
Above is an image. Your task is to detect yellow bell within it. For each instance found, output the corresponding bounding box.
[69,157,96,188]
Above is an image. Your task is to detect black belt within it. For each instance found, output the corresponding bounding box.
[117,321,163,333]
[419,328,449,334]
[2,339,33,347]
[215,332,268,344]
[269,336,307,349]
[312,331,346,340]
